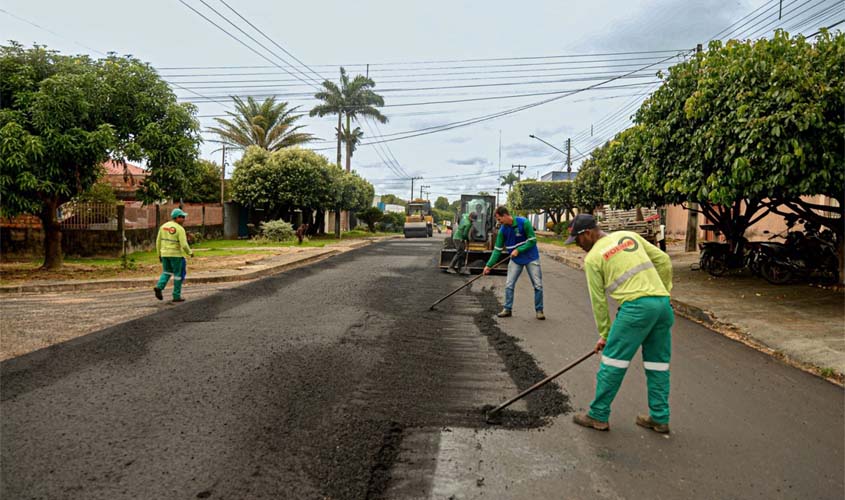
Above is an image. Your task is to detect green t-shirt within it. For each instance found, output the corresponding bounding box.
[453,214,472,241]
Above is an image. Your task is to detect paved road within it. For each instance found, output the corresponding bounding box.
[2,237,842,499]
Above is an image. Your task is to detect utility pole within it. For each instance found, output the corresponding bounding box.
[685,44,703,253]
[410,176,423,201]
[420,184,430,199]
[566,138,572,173]
[494,187,503,207]
[511,164,526,182]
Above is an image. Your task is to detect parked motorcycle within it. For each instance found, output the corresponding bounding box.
[699,238,764,277]
[757,218,839,285]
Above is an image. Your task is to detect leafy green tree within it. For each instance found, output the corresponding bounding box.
[478,191,491,197]
[231,147,334,221]
[598,125,666,211]
[231,146,373,238]
[432,208,453,224]
[380,193,407,206]
[509,181,575,225]
[358,206,383,232]
[573,153,605,213]
[0,43,201,269]
[500,171,519,192]
[185,159,226,203]
[434,196,450,211]
[75,182,117,205]
[311,67,387,172]
[208,96,313,151]
[637,31,844,280]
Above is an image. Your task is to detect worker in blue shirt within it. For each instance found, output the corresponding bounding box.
[483,206,545,320]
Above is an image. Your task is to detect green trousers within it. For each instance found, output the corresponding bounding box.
[588,296,674,424]
[156,257,185,299]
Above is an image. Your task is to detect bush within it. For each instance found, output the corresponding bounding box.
[378,212,405,232]
[260,219,295,241]
[359,206,384,232]
[551,221,569,236]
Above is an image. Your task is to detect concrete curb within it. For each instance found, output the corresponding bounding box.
[0,238,386,295]
[541,249,844,386]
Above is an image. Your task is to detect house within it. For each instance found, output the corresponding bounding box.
[101,160,148,201]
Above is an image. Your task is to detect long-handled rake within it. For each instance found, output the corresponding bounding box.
[428,256,509,310]
[486,350,596,424]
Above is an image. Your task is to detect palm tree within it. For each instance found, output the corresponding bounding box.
[339,124,364,172]
[311,67,387,172]
[500,171,519,192]
[207,96,314,151]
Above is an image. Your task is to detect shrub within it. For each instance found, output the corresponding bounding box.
[260,219,295,241]
[358,206,384,232]
[378,212,405,232]
[551,221,569,236]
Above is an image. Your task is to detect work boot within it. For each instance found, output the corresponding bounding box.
[171,297,186,303]
[446,267,457,274]
[636,414,670,434]
[154,287,163,301]
[459,267,471,275]
[496,309,512,318]
[536,310,546,320]
[573,413,609,431]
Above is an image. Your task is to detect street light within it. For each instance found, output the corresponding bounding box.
[528,134,566,155]
[529,134,572,173]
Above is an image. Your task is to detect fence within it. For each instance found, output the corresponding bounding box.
[1,201,224,258]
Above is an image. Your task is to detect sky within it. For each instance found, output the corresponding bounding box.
[2,0,841,202]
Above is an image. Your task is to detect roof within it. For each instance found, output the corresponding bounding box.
[102,160,147,177]
[540,171,576,181]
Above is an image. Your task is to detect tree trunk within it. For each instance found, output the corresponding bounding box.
[336,113,342,169]
[315,208,325,235]
[345,114,352,173]
[334,206,341,239]
[39,197,63,270]
[837,238,845,286]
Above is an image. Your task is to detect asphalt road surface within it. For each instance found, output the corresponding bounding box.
[2,237,842,499]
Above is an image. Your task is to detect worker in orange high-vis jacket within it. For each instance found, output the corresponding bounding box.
[154,208,193,303]
[566,214,674,434]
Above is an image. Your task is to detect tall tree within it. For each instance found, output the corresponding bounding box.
[339,123,364,173]
[509,181,576,225]
[500,171,519,192]
[208,96,313,151]
[311,67,387,172]
[434,196,450,211]
[0,43,200,269]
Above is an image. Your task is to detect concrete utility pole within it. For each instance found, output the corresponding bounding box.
[494,187,503,207]
[685,44,703,253]
[511,164,526,182]
[420,184,430,199]
[566,138,572,173]
[410,176,423,201]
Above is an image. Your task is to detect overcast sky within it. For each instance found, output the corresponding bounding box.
[3,0,840,202]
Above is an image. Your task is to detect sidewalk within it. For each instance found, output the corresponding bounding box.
[0,237,388,295]
[539,241,845,383]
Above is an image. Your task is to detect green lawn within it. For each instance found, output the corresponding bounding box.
[537,235,569,247]
[193,230,396,250]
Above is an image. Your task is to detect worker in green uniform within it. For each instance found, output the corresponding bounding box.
[154,208,194,303]
[566,214,674,433]
[448,212,476,274]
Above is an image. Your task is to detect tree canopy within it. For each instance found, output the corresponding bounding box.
[208,96,313,152]
[231,147,373,237]
[509,181,575,225]
[0,43,201,268]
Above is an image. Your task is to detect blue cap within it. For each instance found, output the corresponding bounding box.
[171,208,188,219]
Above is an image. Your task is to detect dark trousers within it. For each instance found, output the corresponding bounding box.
[449,240,467,270]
